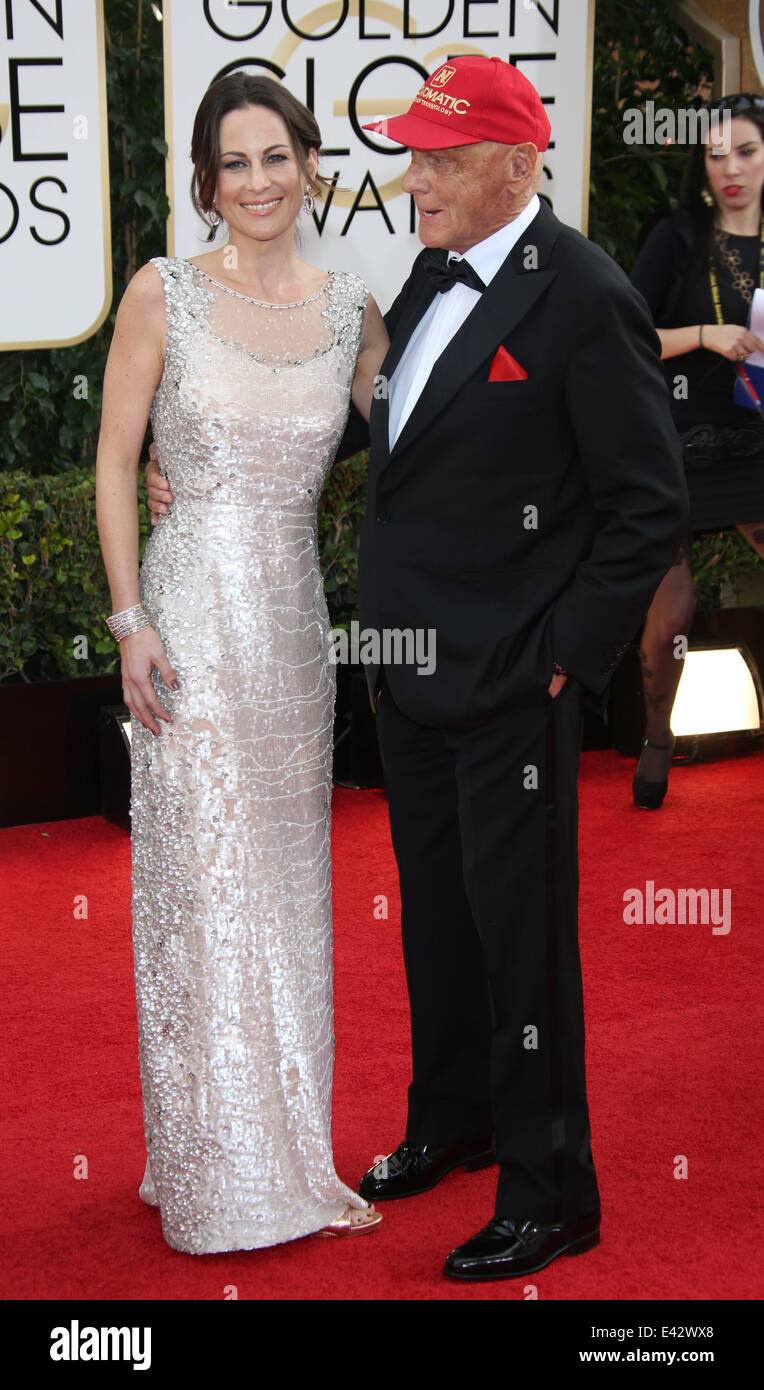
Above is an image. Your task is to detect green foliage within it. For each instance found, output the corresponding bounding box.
[317,451,369,627]
[691,529,764,612]
[589,0,714,269]
[0,461,367,682]
[0,0,169,474]
[0,467,146,682]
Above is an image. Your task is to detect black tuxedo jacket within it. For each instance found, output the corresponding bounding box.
[338,197,690,728]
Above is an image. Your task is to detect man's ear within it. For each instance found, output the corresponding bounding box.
[506,141,537,188]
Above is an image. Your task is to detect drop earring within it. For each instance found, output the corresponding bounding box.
[701,186,715,208]
[303,188,316,215]
[210,205,223,228]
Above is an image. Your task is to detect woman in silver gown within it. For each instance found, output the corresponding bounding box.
[95,75,388,1254]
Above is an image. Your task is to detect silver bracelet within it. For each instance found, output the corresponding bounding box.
[106,602,151,642]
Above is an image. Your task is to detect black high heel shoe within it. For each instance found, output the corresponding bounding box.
[632,733,677,810]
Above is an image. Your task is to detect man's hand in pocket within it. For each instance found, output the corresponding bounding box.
[145,441,174,525]
[548,671,569,699]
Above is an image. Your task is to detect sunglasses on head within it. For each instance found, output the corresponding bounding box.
[704,93,764,114]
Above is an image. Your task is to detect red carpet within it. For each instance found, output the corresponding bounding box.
[2,749,763,1301]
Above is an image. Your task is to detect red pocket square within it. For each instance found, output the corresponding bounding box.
[488,345,528,382]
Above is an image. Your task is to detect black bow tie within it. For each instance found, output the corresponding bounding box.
[421,248,486,295]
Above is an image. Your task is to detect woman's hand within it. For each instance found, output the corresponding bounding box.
[145,442,174,524]
[703,323,764,361]
[120,627,179,735]
[351,294,390,422]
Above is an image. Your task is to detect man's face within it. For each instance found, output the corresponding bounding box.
[401,141,525,252]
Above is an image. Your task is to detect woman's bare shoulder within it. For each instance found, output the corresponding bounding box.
[123,259,170,306]
[112,262,170,353]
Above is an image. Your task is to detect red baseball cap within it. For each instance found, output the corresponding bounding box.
[362,55,551,151]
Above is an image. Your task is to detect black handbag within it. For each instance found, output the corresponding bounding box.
[679,420,764,467]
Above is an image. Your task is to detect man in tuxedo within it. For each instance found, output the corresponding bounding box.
[147,56,688,1279]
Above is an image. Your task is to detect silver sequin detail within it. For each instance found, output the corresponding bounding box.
[130,256,369,1253]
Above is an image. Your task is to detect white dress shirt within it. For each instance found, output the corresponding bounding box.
[387,194,541,449]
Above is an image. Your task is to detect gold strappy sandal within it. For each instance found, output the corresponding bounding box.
[315,1202,383,1236]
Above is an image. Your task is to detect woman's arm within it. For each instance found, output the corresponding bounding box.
[96,264,165,609]
[658,323,764,360]
[656,325,706,359]
[630,219,764,362]
[95,263,178,733]
[351,293,390,422]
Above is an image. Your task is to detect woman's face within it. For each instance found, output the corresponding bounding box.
[212,104,317,243]
[704,114,764,219]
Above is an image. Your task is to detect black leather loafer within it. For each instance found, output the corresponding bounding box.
[443,1213,600,1280]
[358,1138,495,1200]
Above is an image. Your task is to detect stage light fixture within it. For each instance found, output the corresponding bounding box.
[670,645,761,747]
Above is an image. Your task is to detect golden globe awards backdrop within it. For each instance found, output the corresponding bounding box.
[751,1,764,88]
[164,0,595,305]
[0,0,111,349]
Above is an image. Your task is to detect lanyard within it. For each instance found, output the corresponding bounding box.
[708,217,764,324]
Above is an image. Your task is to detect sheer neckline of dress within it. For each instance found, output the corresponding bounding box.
[187,261,335,308]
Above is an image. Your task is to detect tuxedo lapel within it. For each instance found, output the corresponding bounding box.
[369,259,438,466]
[381,263,438,384]
[383,198,561,467]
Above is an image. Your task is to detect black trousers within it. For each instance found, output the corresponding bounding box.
[374,666,601,1224]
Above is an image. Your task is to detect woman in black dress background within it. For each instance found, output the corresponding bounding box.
[629,94,764,807]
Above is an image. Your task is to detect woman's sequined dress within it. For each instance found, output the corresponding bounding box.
[129,256,370,1253]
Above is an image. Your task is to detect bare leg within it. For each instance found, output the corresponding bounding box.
[735,522,764,561]
[636,536,695,782]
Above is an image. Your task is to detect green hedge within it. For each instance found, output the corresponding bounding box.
[0,457,368,683]
[0,468,135,683]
